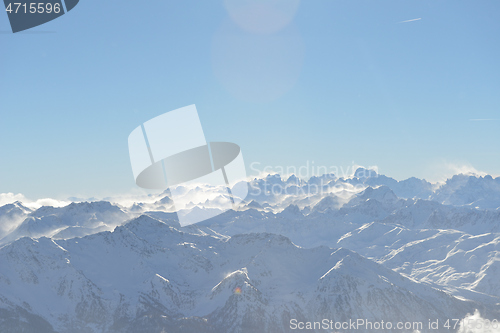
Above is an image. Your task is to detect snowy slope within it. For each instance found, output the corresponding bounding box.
[0,171,500,332]
[0,202,32,239]
[0,202,129,245]
[0,217,488,332]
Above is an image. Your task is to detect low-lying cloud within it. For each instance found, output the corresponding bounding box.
[458,310,500,333]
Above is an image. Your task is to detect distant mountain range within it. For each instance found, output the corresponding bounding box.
[0,169,499,332]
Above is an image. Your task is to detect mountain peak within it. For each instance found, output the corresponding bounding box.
[279,204,302,217]
[354,167,378,179]
[312,195,343,213]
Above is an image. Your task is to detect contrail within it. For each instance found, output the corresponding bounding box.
[398,18,422,24]
[469,119,500,121]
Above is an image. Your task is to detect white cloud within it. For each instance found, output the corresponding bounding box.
[0,192,70,209]
[457,310,500,333]
[32,198,71,208]
[425,161,488,183]
[445,163,487,177]
[398,18,422,23]
[0,193,28,207]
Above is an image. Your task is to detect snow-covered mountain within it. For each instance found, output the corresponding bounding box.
[432,174,500,210]
[0,202,129,246]
[0,201,32,239]
[0,170,499,332]
[0,217,487,332]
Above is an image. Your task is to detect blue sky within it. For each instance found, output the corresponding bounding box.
[1,0,499,199]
